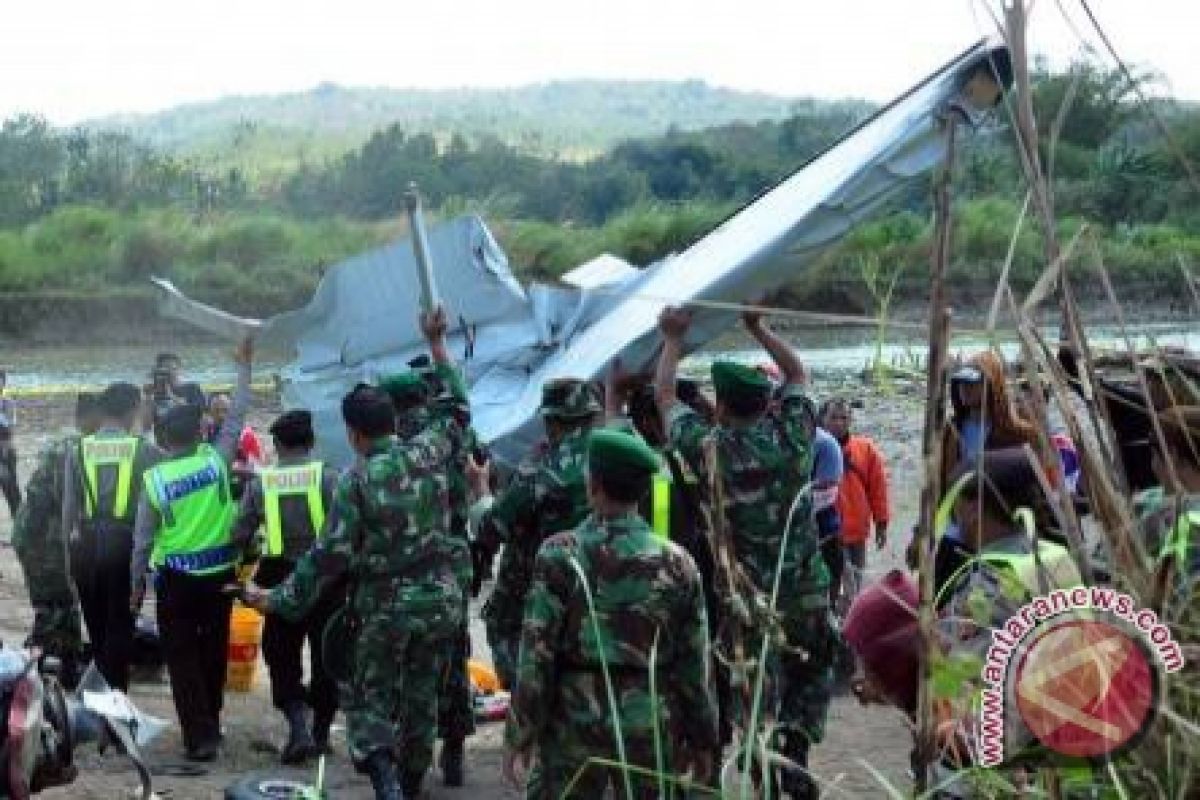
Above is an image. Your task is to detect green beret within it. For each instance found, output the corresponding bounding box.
[379,371,429,405]
[711,360,771,402]
[539,378,601,419]
[588,428,662,476]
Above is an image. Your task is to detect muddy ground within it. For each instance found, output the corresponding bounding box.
[0,379,924,799]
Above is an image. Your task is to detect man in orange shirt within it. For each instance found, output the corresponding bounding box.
[821,398,889,601]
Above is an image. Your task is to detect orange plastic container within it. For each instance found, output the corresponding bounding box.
[468,658,502,693]
[226,603,264,692]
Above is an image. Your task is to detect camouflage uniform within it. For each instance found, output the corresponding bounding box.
[390,363,477,743]
[667,382,833,776]
[11,433,84,668]
[507,512,718,799]
[474,380,598,690]
[266,433,463,778]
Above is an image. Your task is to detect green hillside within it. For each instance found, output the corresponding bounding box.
[87,80,850,169]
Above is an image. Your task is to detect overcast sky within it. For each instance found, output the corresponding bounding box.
[2,0,1195,124]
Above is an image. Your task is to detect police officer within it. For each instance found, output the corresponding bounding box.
[230,409,339,764]
[503,428,718,798]
[467,378,600,692]
[130,338,252,761]
[244,385,462,800]
[13,392,103,688]
[61,381,163,692]
[655,306,830,799]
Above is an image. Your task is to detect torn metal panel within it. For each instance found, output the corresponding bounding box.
[154,38,1011,468]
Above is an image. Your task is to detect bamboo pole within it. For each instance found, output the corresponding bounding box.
[1003,0,1124,492]
[913,110,958,794]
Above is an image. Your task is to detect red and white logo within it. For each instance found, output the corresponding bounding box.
[1014,618,1156,759]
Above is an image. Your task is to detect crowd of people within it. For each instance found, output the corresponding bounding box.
[2,299,1196,799]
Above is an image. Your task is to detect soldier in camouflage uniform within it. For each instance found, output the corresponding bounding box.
[245,385,462,800]
[12,393,102,688]
[379,305,475,787]
[607,366,733,766]
[504,428,718,799]
[655,306,830,799]
[467,378,600,691]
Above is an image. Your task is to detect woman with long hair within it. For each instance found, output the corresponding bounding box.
[932,350,1042,601]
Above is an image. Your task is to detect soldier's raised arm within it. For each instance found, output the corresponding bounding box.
[654,306,691,419]
[654,306,712,473]
[420,305,451,367]
[213,337,253,466]
[420,304,472,424]
[743,307,804,386]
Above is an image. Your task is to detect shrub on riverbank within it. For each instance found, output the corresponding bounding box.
[0,198,1195,317]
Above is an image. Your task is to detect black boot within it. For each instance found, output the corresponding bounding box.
[779,738,819,800]
[439,737,465,786]
[400,768,425,799]
[280,702,318,765]
[365,751,401,800]
[312,707,335,755]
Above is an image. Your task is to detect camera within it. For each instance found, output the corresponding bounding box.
[151,368,172,399]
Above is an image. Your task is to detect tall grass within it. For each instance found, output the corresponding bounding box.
[0,204,391,312]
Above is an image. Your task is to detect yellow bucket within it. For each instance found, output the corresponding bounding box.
[468,658,503,693]
[226,603,264,693]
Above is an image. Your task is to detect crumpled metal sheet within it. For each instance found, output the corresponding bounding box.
[155,38,1009,468]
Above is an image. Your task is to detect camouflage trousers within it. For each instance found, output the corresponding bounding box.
[729,605,833,768]
[13,516,84,669]
[530,674,679,800]
[485,621,520,693]
[770,608,834,765]
[345,609,458,775]
[437,594,475,741]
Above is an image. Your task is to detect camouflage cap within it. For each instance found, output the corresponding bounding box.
[379,371,430,407]
[539,378,601,420]
[711,360,771,403]
[588,428,662,476]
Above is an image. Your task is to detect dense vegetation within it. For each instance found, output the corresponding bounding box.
[0,62,1196,317]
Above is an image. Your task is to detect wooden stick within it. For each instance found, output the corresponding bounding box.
[1005,0,1123,495]
[913,111,958,794]
[551,282,954,334]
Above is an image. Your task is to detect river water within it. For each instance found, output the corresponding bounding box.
[1,323,1195,392]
